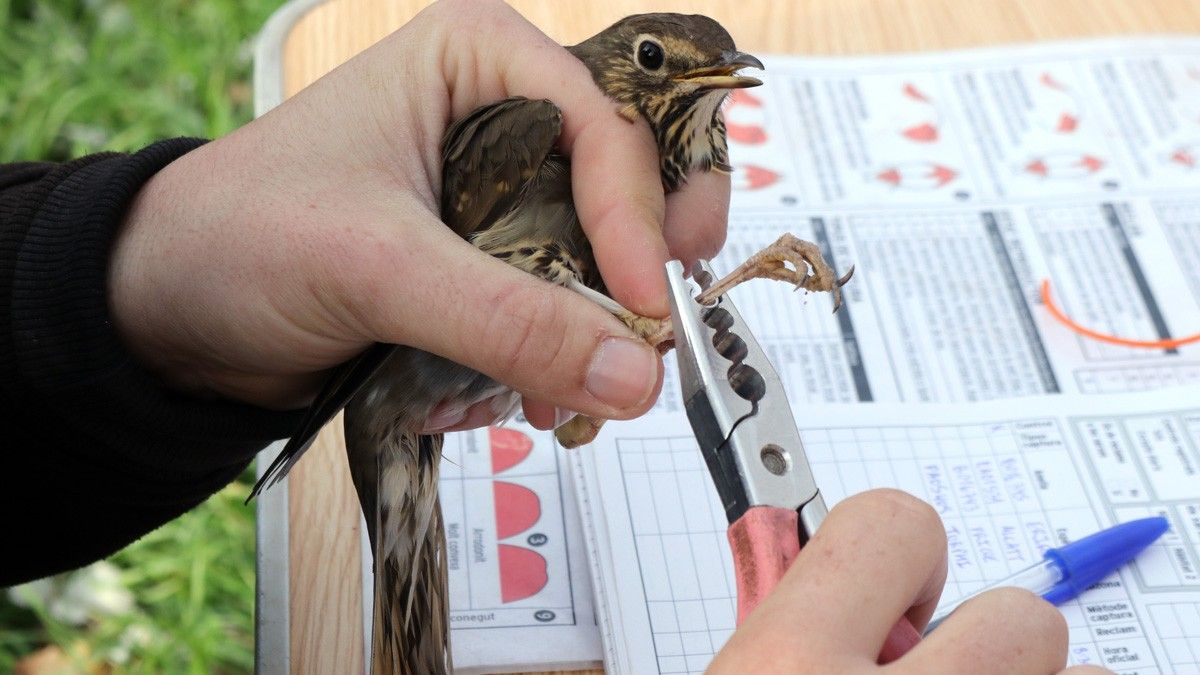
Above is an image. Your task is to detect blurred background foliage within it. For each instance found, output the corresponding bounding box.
[1,0,285,671]
[0,0,280,162]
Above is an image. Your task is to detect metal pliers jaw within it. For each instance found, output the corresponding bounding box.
[666,259,828,620]
[666,259,924,660]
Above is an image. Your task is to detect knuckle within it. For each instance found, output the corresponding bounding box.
[589,184,664,238]
[986,587,1068,645]
[629,184,666,225]
[481,281,568,384]
[864,488,943,535]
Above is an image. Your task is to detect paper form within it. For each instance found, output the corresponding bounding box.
[643,38,1200,413]
[358,423,602,674]
[573,391,1200,674]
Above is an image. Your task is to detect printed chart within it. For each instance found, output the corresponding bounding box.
[355,420,601,674]
[582,394,1200,674]
[615,420,1163,672]
[1150,603,1200,673]
[440,425,576,627]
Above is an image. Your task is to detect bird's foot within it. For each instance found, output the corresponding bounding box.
[695,234,854,312]
[555,235,853,448]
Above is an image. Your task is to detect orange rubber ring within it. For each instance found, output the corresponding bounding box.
[1040,279,1200,350]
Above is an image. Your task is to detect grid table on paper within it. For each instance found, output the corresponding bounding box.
[616,417,1163,672]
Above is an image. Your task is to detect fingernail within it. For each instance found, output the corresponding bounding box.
[423,402,467,432]
[586,337,656,408]
[553,407,578,429]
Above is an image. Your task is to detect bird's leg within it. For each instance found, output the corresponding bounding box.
[696,234,855,312]
[555,235,851,448]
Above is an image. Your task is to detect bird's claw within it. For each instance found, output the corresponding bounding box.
[696,234,853,311]
[830,264,855,313]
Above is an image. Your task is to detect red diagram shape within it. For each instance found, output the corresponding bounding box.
[1172,148,1196,168]
[902,122,939,143]
[1039,72,1067,91]
[498,544,548,603]
[726,120,767,144]
[493,480,540,540]
[727,88,763,108]
[1025,159,1048,176]
[1057,113,1079,133]
[1024,154,1104,178]
[736,165,780,190]
[489,427,533,474]
[902,82,932,103]
[877,168,902,185]
[876,162,957,189]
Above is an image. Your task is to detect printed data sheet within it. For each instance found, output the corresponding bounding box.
[358,423,602,674]
[574,37,1200,675]
[574,391,1200,674]
[653,38,1200,412]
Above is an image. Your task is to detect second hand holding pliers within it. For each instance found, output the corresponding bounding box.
[666,259,922,663]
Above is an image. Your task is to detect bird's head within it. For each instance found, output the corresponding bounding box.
[568,13,763,191]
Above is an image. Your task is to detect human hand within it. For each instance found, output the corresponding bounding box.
[108,0,729,426]
[709,490,1112,675]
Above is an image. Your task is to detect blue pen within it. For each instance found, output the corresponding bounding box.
[925,516,1170,634]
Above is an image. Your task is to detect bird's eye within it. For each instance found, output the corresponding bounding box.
[637,40,664,71]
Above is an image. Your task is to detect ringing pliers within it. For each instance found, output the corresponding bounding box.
[665,259,922,663]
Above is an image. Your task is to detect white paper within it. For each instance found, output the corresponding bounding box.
[359,423,602,674]
[575,37,1200,675]
[576,392,1200,674]
[638,37,1200,414]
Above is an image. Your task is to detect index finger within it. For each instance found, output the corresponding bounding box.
[438,1,679,317]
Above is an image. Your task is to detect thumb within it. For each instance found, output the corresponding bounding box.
[344,218,662,419]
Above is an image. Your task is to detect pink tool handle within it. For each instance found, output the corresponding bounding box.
[727,506,923,664]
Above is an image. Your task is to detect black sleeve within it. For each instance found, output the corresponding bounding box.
[0,139,305,585]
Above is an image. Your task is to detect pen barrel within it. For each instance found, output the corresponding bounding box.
[728,506,923,664]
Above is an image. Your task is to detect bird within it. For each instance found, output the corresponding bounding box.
[250,12,851,674]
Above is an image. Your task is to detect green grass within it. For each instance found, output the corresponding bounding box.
[0,0,281,162]
[0,0,285,671]
[2,472,260,674]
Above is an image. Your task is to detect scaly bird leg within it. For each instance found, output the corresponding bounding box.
[695,234,855,312]
[555,235,851,448]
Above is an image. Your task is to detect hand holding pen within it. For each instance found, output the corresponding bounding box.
[708,489,1112,674]
[668,261,1113,673]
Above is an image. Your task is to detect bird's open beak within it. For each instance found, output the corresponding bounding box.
[676,51,764,90]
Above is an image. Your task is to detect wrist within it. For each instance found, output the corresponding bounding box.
[105,120,383,409]
[109,141,220,390]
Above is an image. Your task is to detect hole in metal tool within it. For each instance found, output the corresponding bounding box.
[727,363,765,402]
[761,445,789,475]
[703,306,733,331]
[713,331,748,364]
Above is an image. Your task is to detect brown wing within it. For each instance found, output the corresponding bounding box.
[440,97,563,238]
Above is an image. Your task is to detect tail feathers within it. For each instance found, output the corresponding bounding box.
[247,343,397,502]
[372,500,450,675]
[354,431,451,675]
